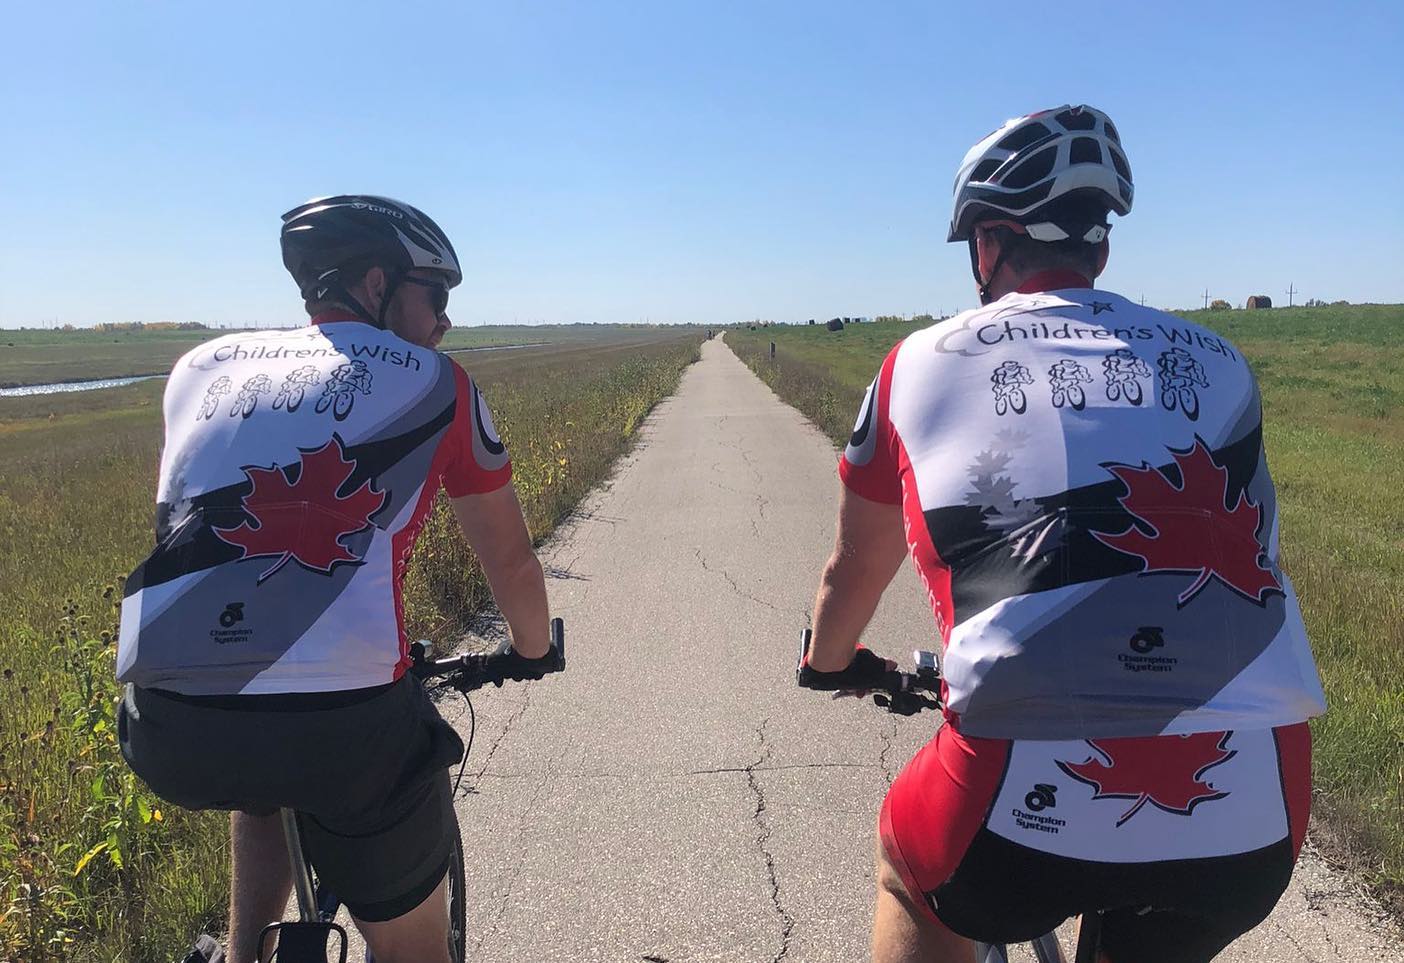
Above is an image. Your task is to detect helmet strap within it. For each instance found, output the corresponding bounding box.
[313,273,381,328]
[376,271,405,331]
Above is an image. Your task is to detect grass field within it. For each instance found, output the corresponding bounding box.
[0,327,700,962]
[0,323,680,388]
[729,303,1404,908]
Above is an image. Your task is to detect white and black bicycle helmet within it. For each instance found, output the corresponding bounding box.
[949,105,1133,304]
[280,195,462,328]
[948,105,1133,244]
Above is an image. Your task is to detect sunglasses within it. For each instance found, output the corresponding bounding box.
[400,275,451,315]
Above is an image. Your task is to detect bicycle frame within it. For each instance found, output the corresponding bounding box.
[255,810,348,962]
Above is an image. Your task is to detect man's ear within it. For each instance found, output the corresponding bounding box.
[974,225,1001,279]
[1093,238,1110,279]
[359,265,388,313]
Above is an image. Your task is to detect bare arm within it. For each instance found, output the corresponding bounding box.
[450,483,550,658]
[806,485,909,671]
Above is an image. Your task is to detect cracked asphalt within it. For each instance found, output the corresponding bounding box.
[423,339,1403,962]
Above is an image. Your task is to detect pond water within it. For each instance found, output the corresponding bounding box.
[0,375,163,397]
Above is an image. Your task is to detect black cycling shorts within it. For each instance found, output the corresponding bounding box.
[118,675,464,922]
[882,723,1311,963]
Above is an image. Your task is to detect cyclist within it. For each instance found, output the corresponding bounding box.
[116,195,555,963]
[799,107,1326,963]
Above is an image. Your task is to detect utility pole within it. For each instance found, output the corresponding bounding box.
[1286,282,1296,307]
[1202,288,1210,310]
[1140,294,1146,306]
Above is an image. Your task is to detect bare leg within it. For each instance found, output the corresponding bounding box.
[228,811,293,963]
[872,836,977,963]
[354,870,453,963]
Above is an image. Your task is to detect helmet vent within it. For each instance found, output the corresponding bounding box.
[1109,145,1131,181]
[1104,121,1121,145]
[1070,138,1103,166]
[1000,146,1057,190]
[1056,108,1097,131]
[997,122,1053,153]
[971,159,1002,183]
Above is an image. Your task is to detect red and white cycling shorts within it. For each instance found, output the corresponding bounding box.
[880,723,1311,963]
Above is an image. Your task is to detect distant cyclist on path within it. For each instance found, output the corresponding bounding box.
[798,106,1326,963]
[117,196,556,963]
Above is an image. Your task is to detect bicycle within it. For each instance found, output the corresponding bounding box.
[796,629,1103,963]
[257,618,567,963]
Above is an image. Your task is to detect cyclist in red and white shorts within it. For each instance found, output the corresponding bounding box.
[799,106,1326,962]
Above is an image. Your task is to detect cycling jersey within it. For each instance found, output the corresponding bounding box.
[840,273,1326,739]
[117,314,511,695]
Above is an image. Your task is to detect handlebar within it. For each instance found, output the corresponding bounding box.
[797,628,942,716]
[409,617,566,692]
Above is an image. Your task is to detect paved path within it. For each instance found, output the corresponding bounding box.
[428,338,1401,962]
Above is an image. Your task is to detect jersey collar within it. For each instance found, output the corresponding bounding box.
[310,311,367,327]
[1016,270,1092,294]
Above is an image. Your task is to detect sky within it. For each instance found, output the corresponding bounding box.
[1,0,1400,328]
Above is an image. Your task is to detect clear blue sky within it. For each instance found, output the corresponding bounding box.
[2,0,1400,327]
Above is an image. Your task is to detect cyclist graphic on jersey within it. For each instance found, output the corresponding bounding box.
[229,374,273,419]
[990,361,1034,416]
[197,376,233,421]
[1047,359,1094,411]
[315,360,373,421]
[1157,347,1210,421]
[273,365,321,413]
[1103,348,1153,406]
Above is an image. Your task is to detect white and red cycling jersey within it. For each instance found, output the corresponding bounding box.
[117,314,511,696]
[841,271,1326,740]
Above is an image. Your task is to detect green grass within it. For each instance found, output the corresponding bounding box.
[729,303,1404,902]
[1,323,703,388]
[0,328,700,961]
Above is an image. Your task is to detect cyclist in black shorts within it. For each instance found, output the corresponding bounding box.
[801,107,1325,962]
[117,196,556,963]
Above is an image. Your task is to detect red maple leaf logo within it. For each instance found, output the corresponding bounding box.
[1092,438,1281,605]
[1057,731,1236,826]
[214,435,386,582]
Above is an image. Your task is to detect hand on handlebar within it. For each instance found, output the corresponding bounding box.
[796,646,896,695]
[486,638,560,685]
[411,618,565,691]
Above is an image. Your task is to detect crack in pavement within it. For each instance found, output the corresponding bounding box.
[468,690,534,789]
[472,769,552,956]
[745,718,795,963]
[693,547,777,610]
[877,719,899,789]
[1274,919,1326,963]
[705,474,766,540]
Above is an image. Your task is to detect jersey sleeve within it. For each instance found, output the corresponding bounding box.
[440,363,513,497]
[837,341,903,505]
